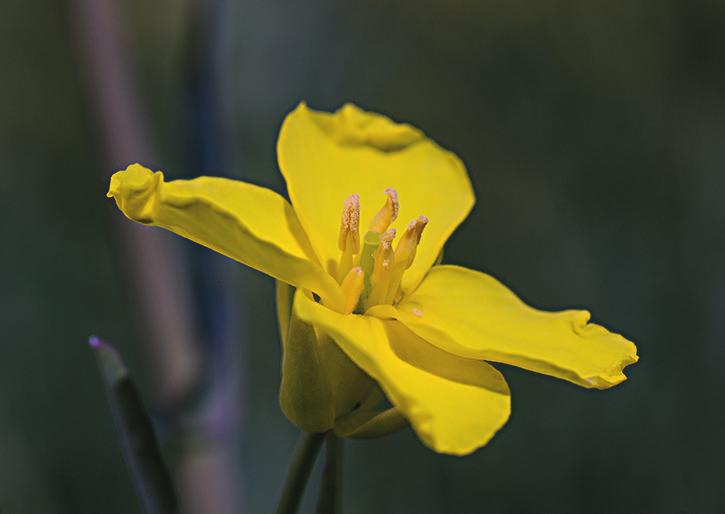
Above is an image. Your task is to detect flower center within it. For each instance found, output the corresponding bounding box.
[336,189,427,313]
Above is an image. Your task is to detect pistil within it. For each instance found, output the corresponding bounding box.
[356,230,382,310]
[366,229,396,308]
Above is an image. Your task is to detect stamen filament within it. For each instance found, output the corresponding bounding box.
[382,261,407,305]
[337,235,355,283]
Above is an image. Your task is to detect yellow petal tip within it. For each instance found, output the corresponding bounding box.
[106,164,162,224]
[107,162,155,193]
[291,101,425,152]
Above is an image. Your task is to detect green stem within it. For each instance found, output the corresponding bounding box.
[89,337,178,514]
[276,432,325,514]
[316,433,342,514]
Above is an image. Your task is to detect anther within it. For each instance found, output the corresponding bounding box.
[381,216,428,305]
[368,188,399,233]
[337,194,361,282]
[338,194,360,253]
[395,216,428,269]
[340,266,365,314]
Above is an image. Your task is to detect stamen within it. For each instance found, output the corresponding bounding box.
[366,229,396,308]
[340,191,429,310]
[337,194,360,282]
[368,188,399,233]
[338,194,360,252]
[382,216,428,304]
[395,216,428,269]
[340,266,365,314]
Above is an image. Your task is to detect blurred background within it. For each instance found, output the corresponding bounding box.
[1,0,724,512]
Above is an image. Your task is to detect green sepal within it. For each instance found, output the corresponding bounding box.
[317,332,376,416]
[279,293,335,433]
[334,407,408,439]
[275,280,295,346]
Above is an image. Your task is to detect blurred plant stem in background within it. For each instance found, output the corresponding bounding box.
[179,0,246,511]
[71,0,243,513]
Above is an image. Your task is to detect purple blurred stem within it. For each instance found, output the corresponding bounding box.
[71,2,241,513]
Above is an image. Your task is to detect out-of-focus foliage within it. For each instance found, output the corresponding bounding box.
[1,0,724,513]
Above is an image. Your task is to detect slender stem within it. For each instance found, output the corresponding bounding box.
[276,432,326,514]
[90,337,178,514]
[316,433,342,514]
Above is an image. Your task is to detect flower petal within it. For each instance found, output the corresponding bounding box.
[294,291,511,456]
[368,265,638,389]
[277,103,474,293]
[108,164,344,308]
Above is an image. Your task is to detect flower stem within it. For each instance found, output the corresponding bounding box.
[316,433,342,514]
[276,432,325,514]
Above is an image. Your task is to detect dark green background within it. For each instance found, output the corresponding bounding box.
[2,0,724,512]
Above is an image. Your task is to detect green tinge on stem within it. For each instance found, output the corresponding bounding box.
[316,433,342,514]
[276,432,326,514]
[89,336,178,514]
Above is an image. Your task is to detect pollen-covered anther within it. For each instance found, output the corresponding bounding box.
[395,215,429,269]
[336,194,361,283]
[340,266,365,314]
[368,188,399,233]
[338,194,360,253]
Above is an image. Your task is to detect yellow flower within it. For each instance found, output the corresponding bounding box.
[107,103,638,456]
